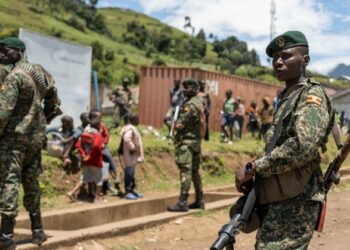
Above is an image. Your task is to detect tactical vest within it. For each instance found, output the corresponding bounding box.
[259,81,334,205]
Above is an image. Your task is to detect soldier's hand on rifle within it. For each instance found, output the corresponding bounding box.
[175,123,184,130]
[235,162,256,193]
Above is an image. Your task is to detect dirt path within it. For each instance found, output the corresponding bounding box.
[57,186,350,250]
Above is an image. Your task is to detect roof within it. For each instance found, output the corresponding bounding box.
[331,87,350,100]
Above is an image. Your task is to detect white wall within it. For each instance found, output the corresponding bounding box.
[19,28,92,127]
[332,93,350,117]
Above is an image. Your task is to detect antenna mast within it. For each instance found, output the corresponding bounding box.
[270,0,276,41]
[268,0,276,62]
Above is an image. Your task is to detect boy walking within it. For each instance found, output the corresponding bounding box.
[73,119,105,202]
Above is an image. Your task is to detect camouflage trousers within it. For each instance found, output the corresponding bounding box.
[255,195,320,250]
[0,141,43,217]
[175,143,202,196]
[113,105,130,127]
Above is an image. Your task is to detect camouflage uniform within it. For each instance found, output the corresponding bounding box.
[111,87,132,127]
[254,79,333,249]
[0,59,47,217]
[0,64,11,82]
[174,95,203,197]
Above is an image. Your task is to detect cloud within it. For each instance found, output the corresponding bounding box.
[311,56,350,75]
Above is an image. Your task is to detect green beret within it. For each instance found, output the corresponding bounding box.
[0,37,26,51]
[183,79,199,89]
[266,31,308,57]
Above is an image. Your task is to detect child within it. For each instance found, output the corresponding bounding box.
[120,114,144,199]
[68,119,105,202]
[89,109,122,196]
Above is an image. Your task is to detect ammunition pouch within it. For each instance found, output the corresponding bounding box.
[259,166,313,205]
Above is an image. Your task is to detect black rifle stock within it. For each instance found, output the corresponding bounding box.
[210,186,257,250]
[324,134,350,194]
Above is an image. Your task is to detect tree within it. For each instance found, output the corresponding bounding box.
[195,29,207,57]
[89,0,98,6]
[91,41,104,61]
[212,36,260,72]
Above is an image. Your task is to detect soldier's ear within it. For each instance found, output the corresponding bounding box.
[303,54,310,67]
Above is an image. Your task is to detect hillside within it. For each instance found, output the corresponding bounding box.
[0,0,220,84]
[1,0,349,89]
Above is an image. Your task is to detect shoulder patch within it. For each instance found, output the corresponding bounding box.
[306,95,322,106]
[183,105,190,112]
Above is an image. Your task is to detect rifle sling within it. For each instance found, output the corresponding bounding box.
[265,87,305,154]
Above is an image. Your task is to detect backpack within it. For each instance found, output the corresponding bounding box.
[11,63,62,124]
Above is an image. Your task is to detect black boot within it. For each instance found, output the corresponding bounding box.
[189,191,205,209]
[0,216,16,250]
[30,212,48,246]
[167,193,189,212]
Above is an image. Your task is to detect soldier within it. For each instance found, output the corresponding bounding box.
[110,77,132,128]
[164,79,184,130]
[0,37,61,249]
[235,31,334,249]
[198,80,211,141]
[168,79,205,212]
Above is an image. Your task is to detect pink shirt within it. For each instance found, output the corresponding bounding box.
[120,124,144,167]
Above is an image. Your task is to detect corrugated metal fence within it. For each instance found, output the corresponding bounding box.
[139,67,282,131]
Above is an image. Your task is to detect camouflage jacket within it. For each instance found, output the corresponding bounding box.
[255,79,334,202]
[175,95,203,144]
[0,59,46,144]
[0,63,11,82]
[111,87,132,107]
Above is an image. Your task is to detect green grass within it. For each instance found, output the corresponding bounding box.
[0,0,220,85]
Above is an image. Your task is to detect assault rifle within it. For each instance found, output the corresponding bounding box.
[315,134,350,231]
[210,183,257,250]
[169,105,180,138]
[211,134,350,250]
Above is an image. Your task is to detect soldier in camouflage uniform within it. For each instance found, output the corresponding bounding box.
[110,77,132,128]
[235,31,334,249]
[0,37,61,249]
[168,79,205,212]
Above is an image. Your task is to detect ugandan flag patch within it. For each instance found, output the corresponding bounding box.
[306,95,322,106]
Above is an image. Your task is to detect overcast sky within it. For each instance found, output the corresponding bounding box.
[98,0,350,75]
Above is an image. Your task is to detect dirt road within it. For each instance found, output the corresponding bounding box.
[59,186,350,250]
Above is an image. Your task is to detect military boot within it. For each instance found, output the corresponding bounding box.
[0,216,16,250]
[189,191,205,209]
[167,193,189,212]
[30,212,48,246]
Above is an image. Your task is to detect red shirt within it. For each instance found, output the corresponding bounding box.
[99,122,109,145]
[75,132,104,168]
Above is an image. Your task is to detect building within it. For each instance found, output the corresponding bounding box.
[138,66,282,131]
[331,88,350,116]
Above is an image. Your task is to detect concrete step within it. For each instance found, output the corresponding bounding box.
[15,187,238,250]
